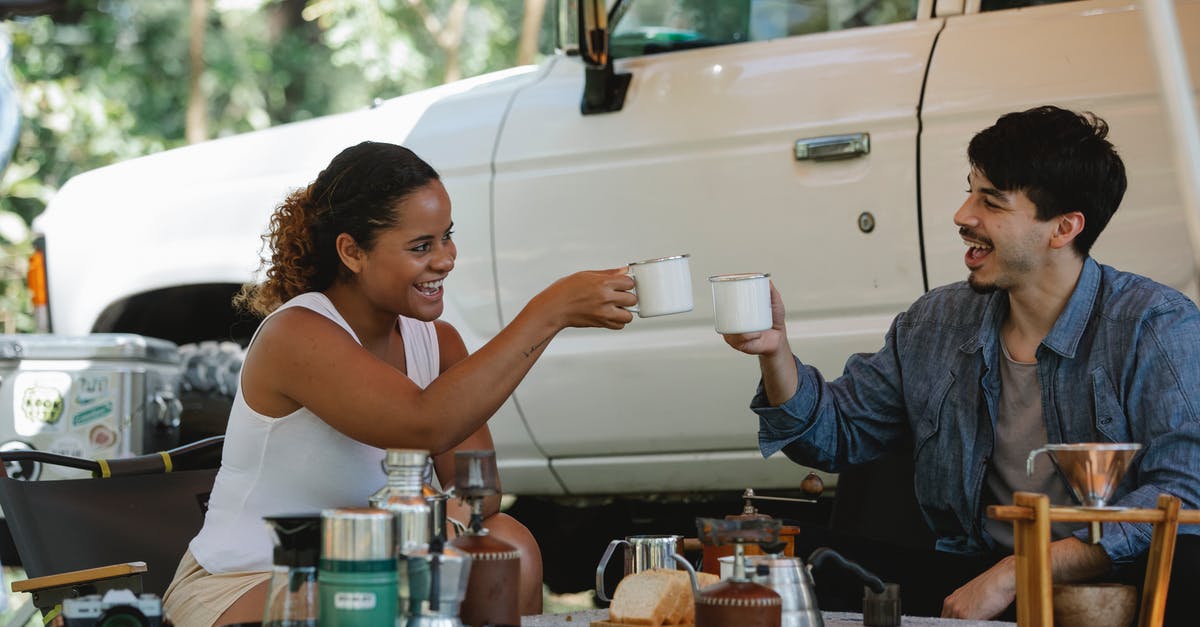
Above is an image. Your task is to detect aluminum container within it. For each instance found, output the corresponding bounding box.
[0,333,184,482]
[321,508,395,561]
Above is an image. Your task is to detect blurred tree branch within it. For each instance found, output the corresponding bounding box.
[0,0,545,330]
[517,0,546,65]
[186,0,207,143]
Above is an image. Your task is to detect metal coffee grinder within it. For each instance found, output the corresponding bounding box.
[449,450,521,627]
[695,517,783,627]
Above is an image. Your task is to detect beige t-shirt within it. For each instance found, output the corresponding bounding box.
[983,343,1084,551]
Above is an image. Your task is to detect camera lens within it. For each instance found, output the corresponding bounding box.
[96,606,150,627]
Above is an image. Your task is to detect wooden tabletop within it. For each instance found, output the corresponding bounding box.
[520,609,1016,626]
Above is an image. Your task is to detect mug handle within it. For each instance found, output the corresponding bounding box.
[624,270,639,314]
[595,539,630,602]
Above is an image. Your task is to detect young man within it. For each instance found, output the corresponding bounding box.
[724,106,1200,623]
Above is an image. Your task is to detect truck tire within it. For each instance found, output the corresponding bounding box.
[177,341,245,442]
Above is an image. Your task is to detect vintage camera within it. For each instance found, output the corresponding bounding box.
[62,589,163,627]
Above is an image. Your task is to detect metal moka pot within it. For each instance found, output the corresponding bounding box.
[404,537,472,627]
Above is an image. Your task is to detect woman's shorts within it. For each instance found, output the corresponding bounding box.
[162,550,271,627]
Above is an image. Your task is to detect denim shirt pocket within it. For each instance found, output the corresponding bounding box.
[1092,368,1131,443]
[914,372,955,460]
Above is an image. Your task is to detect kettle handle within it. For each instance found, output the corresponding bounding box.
[595,539,629,602]
[1027,446,1050,477]
[807,547,885,594]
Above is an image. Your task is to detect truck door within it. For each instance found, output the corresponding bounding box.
[492,0,942,492]
[921,0,1200,296]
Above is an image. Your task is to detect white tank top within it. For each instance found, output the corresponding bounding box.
[189,292,439,573]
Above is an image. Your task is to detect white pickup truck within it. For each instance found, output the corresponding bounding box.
[31,0,1200,500]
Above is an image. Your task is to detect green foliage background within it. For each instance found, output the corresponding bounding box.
[0,0,551,333]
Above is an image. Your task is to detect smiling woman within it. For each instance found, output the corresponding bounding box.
[159,141,638,627]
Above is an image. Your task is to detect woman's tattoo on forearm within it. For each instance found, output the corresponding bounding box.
[523,336,550,358]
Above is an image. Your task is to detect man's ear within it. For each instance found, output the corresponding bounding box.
[1050,212,1085,250]
[336,233,364,274]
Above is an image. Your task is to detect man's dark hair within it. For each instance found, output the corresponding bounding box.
[968,105,1127,257]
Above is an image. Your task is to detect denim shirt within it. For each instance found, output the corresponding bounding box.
[752,258,1200,564]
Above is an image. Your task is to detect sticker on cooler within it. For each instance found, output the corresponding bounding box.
[14,371,71,436]
[48,435,86,459]
[89,424,119,449]
[71,374,116,428]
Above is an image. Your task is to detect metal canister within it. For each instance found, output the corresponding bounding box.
[319,508,398,627]
[369,449,432,554]
[371,449,434,620]
[450,531,521,627]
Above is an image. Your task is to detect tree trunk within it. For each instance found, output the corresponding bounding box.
[441,0,470,84]
[404,0,471,85]
[185,0,208,144]
[517,0,548,66]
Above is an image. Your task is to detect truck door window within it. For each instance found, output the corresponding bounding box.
[980,0,1076,11]
[611,0,919,58]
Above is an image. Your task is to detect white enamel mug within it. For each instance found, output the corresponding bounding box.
[709,272,772,334]
[626,254,694,318]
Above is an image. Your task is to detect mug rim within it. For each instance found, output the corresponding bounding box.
[709,272,770,282]
[628,254,690,266]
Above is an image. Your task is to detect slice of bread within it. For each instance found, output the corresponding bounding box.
[609,569,679,625]
[664,570,719,625]
[609,568,720,625]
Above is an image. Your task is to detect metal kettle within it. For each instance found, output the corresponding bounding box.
[719,546,900,627]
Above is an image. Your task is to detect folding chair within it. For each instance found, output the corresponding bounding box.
[0,436,222,624]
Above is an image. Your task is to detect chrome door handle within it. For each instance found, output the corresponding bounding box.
[794,133,870,161]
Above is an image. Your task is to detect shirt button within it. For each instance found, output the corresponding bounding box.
[1100,416,1113,425]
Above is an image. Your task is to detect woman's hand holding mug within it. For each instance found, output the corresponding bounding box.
[624,254,694,318]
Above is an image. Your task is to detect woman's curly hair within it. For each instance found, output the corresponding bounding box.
[235,142,440,316]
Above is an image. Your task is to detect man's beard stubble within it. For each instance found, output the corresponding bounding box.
[968,271,1000,294]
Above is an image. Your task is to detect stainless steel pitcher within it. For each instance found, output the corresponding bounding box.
[595,534,698,602]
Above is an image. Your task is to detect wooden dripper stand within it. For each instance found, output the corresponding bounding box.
[987,443,1200,627]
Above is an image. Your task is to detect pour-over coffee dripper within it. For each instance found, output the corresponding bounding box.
[1026,442,1142,543]
[1026,443,1142,509]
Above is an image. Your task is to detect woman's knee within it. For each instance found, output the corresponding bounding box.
[480,512,542,566]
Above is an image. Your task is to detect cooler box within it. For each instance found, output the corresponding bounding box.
[0,333,184,482]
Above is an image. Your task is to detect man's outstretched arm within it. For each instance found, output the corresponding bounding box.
[941,537,1112,620]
